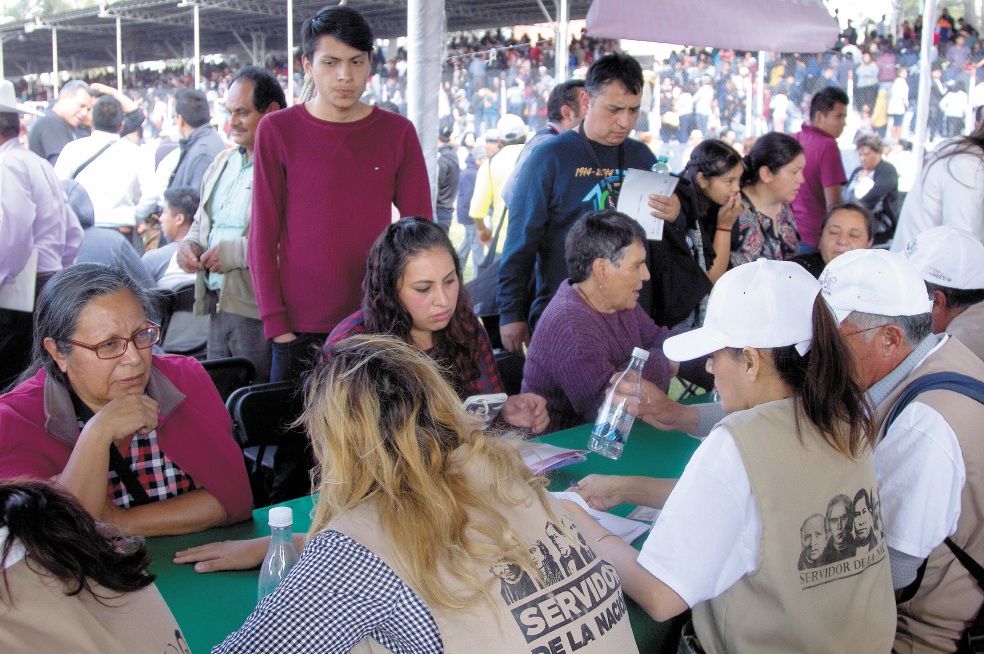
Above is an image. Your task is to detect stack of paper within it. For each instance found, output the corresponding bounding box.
[551,491,651,543]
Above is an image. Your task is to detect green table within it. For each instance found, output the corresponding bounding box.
[147,420,701,653]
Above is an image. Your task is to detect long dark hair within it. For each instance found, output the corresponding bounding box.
[680,138,744,220]
[362,217,475,393]
[741,131,803,187]
[0,479,155,603]
[767,297,874,458]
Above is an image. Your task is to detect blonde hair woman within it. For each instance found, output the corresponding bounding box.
[213,335,639,653]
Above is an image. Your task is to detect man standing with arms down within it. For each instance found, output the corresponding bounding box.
[177,67,284,384]
[497,54,680,354]
[0,81,82,387]
[249,5,431,382]
[791,86,849,253]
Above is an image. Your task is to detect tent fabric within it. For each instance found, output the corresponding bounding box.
[585,0,839,54]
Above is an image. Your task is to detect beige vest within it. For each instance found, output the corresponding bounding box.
[946,301,984,364]
[0,559,187,653]
[331,446,639,654]
[877,338,984,654]
[694,399,895,654]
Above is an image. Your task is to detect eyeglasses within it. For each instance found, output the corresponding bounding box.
[61,322,161,360]
[840,324,883,338]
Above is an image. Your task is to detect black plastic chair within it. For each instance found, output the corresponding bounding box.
[227,381,310,508]
[149,288,176,344]
[201,357,255,403]
[160,282,208,359]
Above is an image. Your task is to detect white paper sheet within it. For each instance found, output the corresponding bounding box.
[616,168,680,241]
[0,249,38,313]
[551,491,651,543]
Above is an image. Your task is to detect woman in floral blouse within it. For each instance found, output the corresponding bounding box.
[731,132,805,266]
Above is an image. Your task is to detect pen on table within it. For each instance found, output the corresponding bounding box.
[569,480,580,491]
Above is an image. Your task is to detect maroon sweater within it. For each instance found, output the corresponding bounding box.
[522,280,677,432]
[249,105,432,339]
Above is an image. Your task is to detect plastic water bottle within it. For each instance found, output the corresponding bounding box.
[588,347,649,460]
[651,156,671,174]
[257,507,299,602]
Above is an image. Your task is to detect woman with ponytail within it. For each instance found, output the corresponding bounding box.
[566,260,895,652]
[730,132,805,266]
[0,479,186,652]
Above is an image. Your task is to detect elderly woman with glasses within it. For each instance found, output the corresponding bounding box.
[0,263,252,536]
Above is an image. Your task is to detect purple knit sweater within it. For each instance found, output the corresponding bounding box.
[521,280,676,433]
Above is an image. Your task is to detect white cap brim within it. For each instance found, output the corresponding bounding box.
[663,327,729,363]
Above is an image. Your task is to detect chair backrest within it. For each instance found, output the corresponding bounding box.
[172,281,196,313]
[160,282,207,357]
[149,288,177,343]
[202,357,255,402]
[229,381,307,452]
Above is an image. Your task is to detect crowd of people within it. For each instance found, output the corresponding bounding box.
[0,4,983,653]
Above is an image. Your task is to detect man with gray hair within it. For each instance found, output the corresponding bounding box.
[27,80,94,164]
[902,225,984,361]
[821,248,984,653]
[594,247,984,649]
[0,81,83,387]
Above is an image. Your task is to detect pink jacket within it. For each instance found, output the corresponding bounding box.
[0,354,252,524]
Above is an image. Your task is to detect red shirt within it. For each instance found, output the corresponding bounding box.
[249,105,433,339]
[791,123,847,247]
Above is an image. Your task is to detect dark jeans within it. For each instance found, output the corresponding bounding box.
[268,331,326,503]
[269,331,328,383]
[436,208,453,233]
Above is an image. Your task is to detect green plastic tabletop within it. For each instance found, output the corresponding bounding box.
[147,419,702,653]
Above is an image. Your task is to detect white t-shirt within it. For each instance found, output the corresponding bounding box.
[637,425,760,607]
[873,400,964,559]
[892,142,984,249]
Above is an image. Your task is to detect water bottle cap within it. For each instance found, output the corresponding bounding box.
[268,506,293,528]
[658,155,669,163]
[631,347,650,361]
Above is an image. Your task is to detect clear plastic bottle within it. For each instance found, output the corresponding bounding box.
[650,156,671,174]
[588,347,649,460]
[257,506,299,602]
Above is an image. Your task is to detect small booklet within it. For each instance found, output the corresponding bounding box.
[617,168,680,241]
[462,393,508,431]
[518,441,588,475]
[551,491,651,543]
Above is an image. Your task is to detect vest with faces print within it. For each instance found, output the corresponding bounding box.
[876,338,984,654]
[330,445,640,654]
[693,398,895,654]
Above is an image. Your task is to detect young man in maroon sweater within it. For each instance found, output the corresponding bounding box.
[249,5,432,384]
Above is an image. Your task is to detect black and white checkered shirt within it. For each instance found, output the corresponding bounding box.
[214,530,444,653]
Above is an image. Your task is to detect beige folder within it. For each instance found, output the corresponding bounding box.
[0,248,39,313]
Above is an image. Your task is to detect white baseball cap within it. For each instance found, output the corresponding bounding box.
[496,113,527,144]
[902,225,984,290]
[663,259,820,362]
[819,249,932,324]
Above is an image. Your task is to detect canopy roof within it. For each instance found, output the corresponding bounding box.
[1,0,593,76]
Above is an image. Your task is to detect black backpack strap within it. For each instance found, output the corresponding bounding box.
[108,444,153,506]
[71,142,113,180]
[883,372,984,430]
[884,370,984,650]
